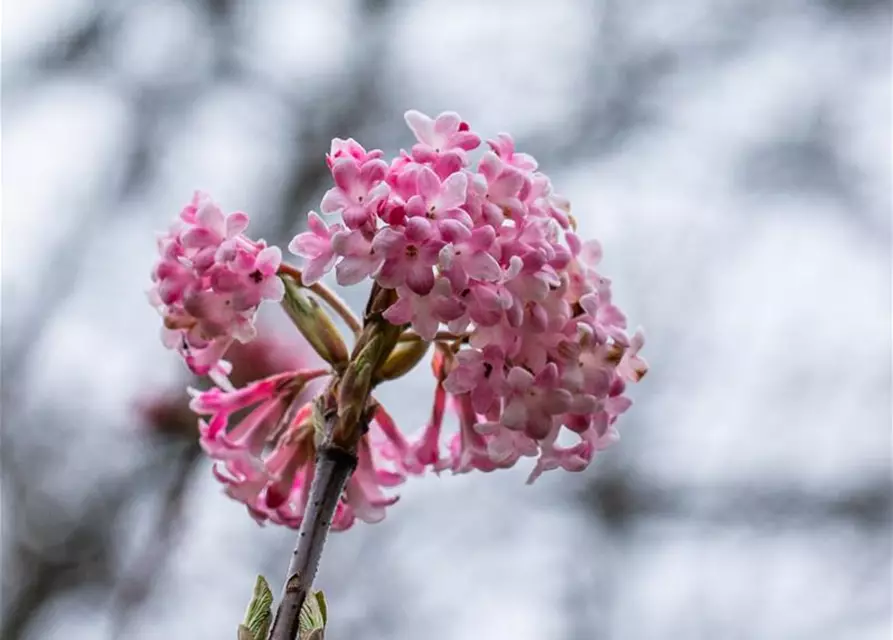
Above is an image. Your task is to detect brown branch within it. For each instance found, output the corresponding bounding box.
[267,440,357,640]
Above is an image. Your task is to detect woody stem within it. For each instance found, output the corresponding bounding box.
[266,441,356,640]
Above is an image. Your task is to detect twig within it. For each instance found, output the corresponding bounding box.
[278,263,362,335]
[268,285,400,639]
[267,442,357,640]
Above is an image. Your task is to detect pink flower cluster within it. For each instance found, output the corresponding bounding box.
[148,110,648,530]
[291,110,648,483]
[191,370,404,530]
[149,192,284,382]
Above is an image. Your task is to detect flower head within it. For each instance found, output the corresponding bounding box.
[289,109,648,482]
[152,109,648,535]
[149,193,283,381]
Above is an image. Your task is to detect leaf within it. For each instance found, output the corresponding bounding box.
[314,591,328,625]
[298,590,328,639]
[239,575,273,640]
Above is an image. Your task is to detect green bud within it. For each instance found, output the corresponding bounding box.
[299,590,328,640]
[280,276,349,370]
[238,575,273,640]
[376,339,430,383]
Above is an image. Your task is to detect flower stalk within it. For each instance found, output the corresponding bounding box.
[269,286,403,639]
[267,426,355,640]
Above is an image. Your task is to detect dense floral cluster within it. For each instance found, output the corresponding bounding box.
[291,110,648,483]
[149,110,647,529]
[148,193,284,382]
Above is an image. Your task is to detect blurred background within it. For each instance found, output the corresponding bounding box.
[2,1,891,639]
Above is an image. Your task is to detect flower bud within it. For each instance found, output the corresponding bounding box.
[238,575,273,640]
[376,339,431,383]
[281,276,349,370]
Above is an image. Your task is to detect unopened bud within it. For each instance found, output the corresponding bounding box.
[281,276,349,370]
[299,590,328,640]
[376,339,430,382]
[238,575,273,640]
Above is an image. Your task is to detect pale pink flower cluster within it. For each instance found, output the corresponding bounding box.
[149,110,648,530]
[149,192,284,382]
[291,110,648,483]
[191,371,404,530]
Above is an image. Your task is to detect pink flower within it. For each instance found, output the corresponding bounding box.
[501,363,573,440]
[403,167,472,228]
[487,133,538,172]
[326,138,383,168]
[192,371,406,530]
[443,345,506,415]
[478,152,529,223]
[178,194,250,255]
[617,329,648,382]
[149,193,283,379]
[288,212,341,285]
[331,228,383,286]
[160,108,649,523]
[382,278,465,340]
[343,438,401,525]
[437,220,502,292]
[382,349,452,473]
[320,157,390,229]
[525,426,597,485]
[211,244,284,310]
[288,104,649,482]
[404,110,480,168]
[373,217,445,295]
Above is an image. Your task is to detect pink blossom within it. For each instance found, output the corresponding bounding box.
[501,363,573,440]
[344,438,401,524]
[487,133,538,172]
[437,220,502,292]
[192,371,406,530]
[169,108,650,519]
[617,329,648,382]
[443,344,506,415]
[326,138,383,168]
[298,103,651,481]
[331,228,383,286]
[320,157,390,229]
[525,426,596,485]
[404,110,480,169]
[288,212,341,285]
[383,349,452,473]
[382,278,465,340]
[404,167,472,228]
[478,151,530,222]
[373,217,445,295]
[149,193,283,378]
